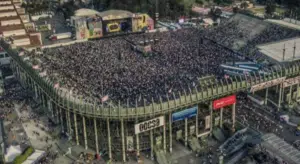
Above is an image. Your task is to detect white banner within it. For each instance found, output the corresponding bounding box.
[214,116,220,126]
[126,136,134,151]
[205,115,211,130]
[282,76,300,88]
[250,77,286,92]
[135,116,165,134]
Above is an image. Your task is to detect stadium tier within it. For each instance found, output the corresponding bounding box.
[4,13,300,162]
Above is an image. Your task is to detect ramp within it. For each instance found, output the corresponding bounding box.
[188,136,201,154]
[154,148,169,164]
[213,128,226,142]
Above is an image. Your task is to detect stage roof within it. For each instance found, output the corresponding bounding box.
[99,10,134,21]
[257,37,300,63]
[74,8,101,17]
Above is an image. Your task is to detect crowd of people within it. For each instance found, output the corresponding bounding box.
[24,28,237,106]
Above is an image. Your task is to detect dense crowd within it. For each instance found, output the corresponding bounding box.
[25,28,237,105]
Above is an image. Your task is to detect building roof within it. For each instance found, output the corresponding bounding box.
[258,37,300,63]
[11,34,28,40]
[0,9,15,13]
[0,24,23,31]
[0,15,19,21]
[74,8,101,17]
[0,4,12,6]
[262,133,300,164]
[99,10,133,20]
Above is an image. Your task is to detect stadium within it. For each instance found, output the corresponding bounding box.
[3,13,300,162]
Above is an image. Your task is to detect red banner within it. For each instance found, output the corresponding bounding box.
[213,95,236,110]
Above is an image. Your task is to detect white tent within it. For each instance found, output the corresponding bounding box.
[5,145,22,163]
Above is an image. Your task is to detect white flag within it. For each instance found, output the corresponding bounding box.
[101,95,109,102]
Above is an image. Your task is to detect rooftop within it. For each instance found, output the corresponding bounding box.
[257,37,300,63]
[0,24,23,31]
[0,15,19,21]
[0,9,15,13]
[11,34,28,40]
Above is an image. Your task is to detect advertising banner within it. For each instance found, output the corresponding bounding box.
[190,125,195,135]
[126,136,134,151]
[205,115,211,129]
[134,116,165,134]
[282,76,300,88]
[213,95,236,110]
[250,77,286,92]
[172,106,198,122]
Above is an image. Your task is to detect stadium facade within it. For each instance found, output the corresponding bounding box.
[4,37,300,162]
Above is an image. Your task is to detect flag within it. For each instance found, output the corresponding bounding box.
[54,83,59,88]
[39,70,47,77]
[101,95,109,102]
[32,65,39,70]
[224,74,230,79]
[18,51,24,56]
[168,88,172,93]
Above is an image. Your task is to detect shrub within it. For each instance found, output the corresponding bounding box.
[13,147,34,164]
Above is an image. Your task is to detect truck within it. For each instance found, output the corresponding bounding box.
[48,32,72,41]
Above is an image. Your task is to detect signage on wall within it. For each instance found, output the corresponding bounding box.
[213,95,236,110]
[134,116,165,134]
[172,106,198,122]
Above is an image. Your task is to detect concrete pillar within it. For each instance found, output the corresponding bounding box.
[150,130,154,160]
[169,113,172,153]
[163,116,166,153]
[82,116,88,150]
[74,113,79,145]
[107,118,112,159]
[210,101,213,134]
[278,83,283,111]
[94,118,99,154]
[289,85,293,104]
[220,107,224,128]
[67,111,72,135]
[232,103,236,132]
[59,108,64,133]
[265,88,268,105]
[297,84,300,101]
[196,106,199,136]
[121,119,126,162]
[185,117,188,147]
[136,119,140,157]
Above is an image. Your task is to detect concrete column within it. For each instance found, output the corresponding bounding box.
[82,116,88,150]
[136,119,140,157]
[232,103,236,132]
[67,111,72,135]
[210,101,213,134]
[185,117,188,147]
[265,88,269,105]
[150,130,154,160]
[220,107,224,128]
[107,118,112,160]
[289,85,293,104]
[65,111,69,134]
[94,118,99,154]
[278,83,283,111]
[74,113,79,145]
[121,119,126,162]
[196,106,199,136]
[297,84,300,101]
[169,113,172,153]
[163,116,166,153]
[59,108,64,133]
